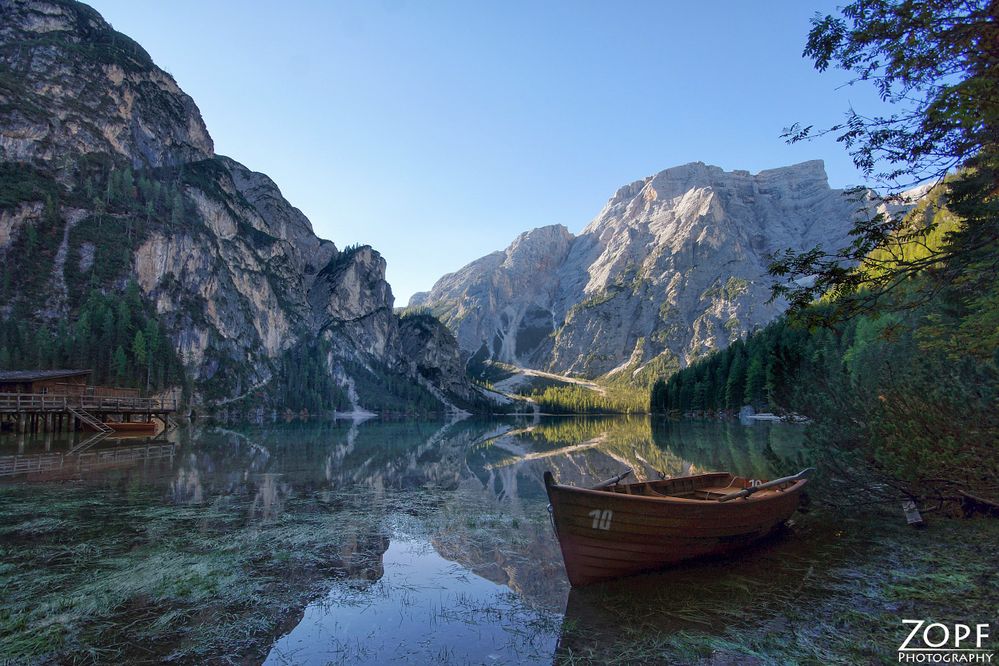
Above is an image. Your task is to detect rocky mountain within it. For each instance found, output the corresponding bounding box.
[0,0,481,413]
[412,160,873,383]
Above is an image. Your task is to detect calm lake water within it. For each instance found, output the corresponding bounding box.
[0,416,857,664]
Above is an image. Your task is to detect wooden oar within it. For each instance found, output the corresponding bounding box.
[718,468,815,502]
[592,468,632,489]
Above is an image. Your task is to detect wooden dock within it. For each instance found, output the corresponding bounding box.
[0,392,177,434]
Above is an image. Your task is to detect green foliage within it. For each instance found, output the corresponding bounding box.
[602,350,680,390]
[398,306,435,321]
[791,0,995,188]
[0,163,62,210]
[652,280,998,494]
[0,152,200,312]
[14,0,155,72]
[397,309,441,333]
[317,244,368,279]
[466,358,517,384]
[743,354,766,406]
[0,283,184,392]
[527,385,647,415]
[651,318,823,415]
[774,0,999,321]
[227,344,444,416]
[750,0,999,496]
[517,416,652,450]
[64,212,143,304]
[700,276,749,302]
[339,359,444,416]
[272,340,346,413]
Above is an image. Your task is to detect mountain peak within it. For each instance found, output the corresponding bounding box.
[419,159,862,377]
[755,159,829,185]
[645,159,830,194]
[1,0,213,167]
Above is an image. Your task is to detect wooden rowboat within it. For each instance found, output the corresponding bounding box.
[103,421,158,434]
[544,468,811,586]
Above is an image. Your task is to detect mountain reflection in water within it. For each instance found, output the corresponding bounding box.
[0,416,811,664]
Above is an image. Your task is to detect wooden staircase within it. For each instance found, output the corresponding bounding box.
[68,406,112,433]
[66,406,112,454]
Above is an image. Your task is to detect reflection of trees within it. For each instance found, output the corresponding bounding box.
[164,423,403,587]
[651,419,808,478]
[466,416,686,490]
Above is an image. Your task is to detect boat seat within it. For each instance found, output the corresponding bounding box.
[701,486,737,494]
[664,486,741,500]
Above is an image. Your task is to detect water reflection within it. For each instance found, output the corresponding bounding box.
[0,416,813,664]
[652,418,808,478]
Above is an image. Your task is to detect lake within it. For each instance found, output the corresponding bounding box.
[2,416,987,664]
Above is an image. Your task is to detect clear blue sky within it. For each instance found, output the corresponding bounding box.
[87,0,882,305]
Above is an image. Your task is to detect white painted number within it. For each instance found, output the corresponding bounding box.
[588,509,613,530]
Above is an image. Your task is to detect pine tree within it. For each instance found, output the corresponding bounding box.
[112,345,128,385]
[132,330,147,380]
[650,378,667,412]
[144,319,160,390]
[116,300,132,349]
[744,354,766,408]
[725,349,746,410]
[692,381,708,411]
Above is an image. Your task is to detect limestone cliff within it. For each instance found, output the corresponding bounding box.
[0,0,480,412]
[416,161,875,382]
[0,0,212,167]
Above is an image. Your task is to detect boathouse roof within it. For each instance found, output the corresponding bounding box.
[0,370,92,382]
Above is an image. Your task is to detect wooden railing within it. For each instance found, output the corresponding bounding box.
[54,383,141,399]
[0,392,177,412]
[0,442,177,478]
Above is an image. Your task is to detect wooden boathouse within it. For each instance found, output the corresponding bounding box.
[0,369,177,434]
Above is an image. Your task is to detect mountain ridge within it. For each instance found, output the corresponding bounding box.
[413,159,876,383]
[0,0,484,413]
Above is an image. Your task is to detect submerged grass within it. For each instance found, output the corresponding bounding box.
[0,483,446,664]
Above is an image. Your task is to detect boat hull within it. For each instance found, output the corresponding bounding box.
[95,421,158,434]
[544,471,806,586]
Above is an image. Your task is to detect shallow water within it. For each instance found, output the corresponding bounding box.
[0,416,843,663]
